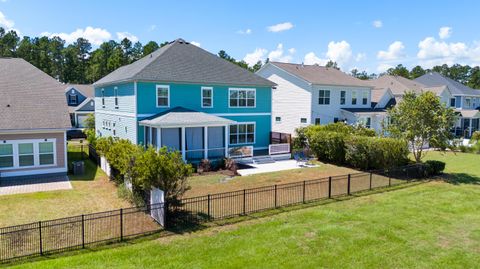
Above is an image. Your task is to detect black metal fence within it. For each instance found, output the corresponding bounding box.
[0,164,427,262]
[167,164,426,226]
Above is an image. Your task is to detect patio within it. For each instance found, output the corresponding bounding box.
[237,159,316,176]
[0,174,72,196]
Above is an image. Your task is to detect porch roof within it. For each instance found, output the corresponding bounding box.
[139,107,235,128]
[457,109,480,118]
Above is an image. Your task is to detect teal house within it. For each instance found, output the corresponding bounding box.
[93,39,275,162]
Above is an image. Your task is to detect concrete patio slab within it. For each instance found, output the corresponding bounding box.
[237,159,317,176]
[0,175,72,196]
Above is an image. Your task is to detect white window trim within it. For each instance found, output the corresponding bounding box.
[114,87,119,109]
[318,89,331,105]
[340,90,346,105]
[228,122,256,145]
[101,88,105,108]
[201,86,213,108]
[362,91,368,105]
[352,90,358,105]
[69,94,78,105]
[0,139,57,170]
[228,88,256,108]
[275,116,282,124]
[156,85,170,108]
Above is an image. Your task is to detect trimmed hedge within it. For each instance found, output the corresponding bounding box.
[306,128,409,170]
[424,160,445,176]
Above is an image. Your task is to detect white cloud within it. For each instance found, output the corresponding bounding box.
[416,36,480,67]
[377,63,393,73]
[148,24,157,31]
[116,32,138,43]
[0,11,14,30]
[267,22,293,33]
[439,26,452,39]
[372,20,383,28]
[377,41,405,60]
[243,48,268,66]
[190,41,201,47]
[268,43,295,62]
[355,53,366,62]
[325,40,352,67]
[41,27,112,46]
[303,52,327,65]
[237,28,252,35]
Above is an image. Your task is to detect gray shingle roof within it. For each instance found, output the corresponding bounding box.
[415,72,480,96]
[139,107,235,127]
[66,84,94,98]
[0,58,71,131]
[94,39,275,88]
[269,62,371,87]
[366,75,426,96]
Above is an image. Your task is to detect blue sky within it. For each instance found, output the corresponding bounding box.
[1,0,479,73]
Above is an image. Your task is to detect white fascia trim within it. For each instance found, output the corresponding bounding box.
[0,129,69,134]
[0,167,68,177]
[95,110,137,118]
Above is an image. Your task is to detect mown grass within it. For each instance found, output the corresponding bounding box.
[9,151,480,268]
[0,145,129,227]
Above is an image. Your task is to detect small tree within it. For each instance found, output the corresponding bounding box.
[386,91,457,162]
[83,113,96,145]
[134,147,193,203]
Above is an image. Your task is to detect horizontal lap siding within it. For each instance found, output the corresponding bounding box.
[95,112,137,144]
[0,132,66,174]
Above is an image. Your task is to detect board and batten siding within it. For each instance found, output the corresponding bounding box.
[256,64,312,135]
[0,131,67,177]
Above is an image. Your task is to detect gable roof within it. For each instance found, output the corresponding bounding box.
[267,62,371,87]
[66,84,94,98]
[415,72,480,96]
[69,97,95,113]
[366,75,426,96]
[94,39,275,88]
[0,58,71,131]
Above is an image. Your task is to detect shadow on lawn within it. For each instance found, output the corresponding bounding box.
[442,173,480,185]
[67,151,98,182]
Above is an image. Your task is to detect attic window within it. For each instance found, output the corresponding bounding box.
[68,94,78,105]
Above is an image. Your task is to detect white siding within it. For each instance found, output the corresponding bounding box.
[95,112,138,144]
[257,65,312,135]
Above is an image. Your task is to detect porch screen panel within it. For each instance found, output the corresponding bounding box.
[186,127,204,150]
[151,128,157,148]
[161,128,181,151]
[208,127,224,148]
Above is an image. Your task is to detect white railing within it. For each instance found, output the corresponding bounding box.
[269,143,290,155]
[228,146,254,158]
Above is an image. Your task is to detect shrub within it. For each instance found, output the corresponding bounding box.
[458,145,473,153]
[198,159,212,173]
[117,183,145,207]
[424,160,446,176]
[308,131,346,164]
[471,131,480,143]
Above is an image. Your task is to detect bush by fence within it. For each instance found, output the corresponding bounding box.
[0,164,429,262]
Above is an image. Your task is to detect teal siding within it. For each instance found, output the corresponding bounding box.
[136,82,271,115]
[223,115,271,149]
[94,82,135,113]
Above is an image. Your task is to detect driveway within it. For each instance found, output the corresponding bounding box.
[0,174,72,196]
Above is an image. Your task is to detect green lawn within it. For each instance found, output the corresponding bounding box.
[0,145,130,227]
[10,151,480,268]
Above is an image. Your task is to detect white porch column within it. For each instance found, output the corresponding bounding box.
[181,127,186,161]
[224,125,229,157]
[204,126,208,159]
[469,118,473,138]
[149,127,153,146]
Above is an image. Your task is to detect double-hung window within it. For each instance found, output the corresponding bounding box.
[450,98,456,107]
[69,95,78,105]
[352,91,357,105]
[114,87,119,108]
[156,85,170,107]
[18,143,34,167]
[201,87,213,108]
[229,123,255,145]
[39,142,55,165]
[318,90,330,105]
[465,98,472,108]
[340,91,346,105]
[101,89,105,107]
[0,144,13,168]
[229,89,255,108]
[365,117,371,128]
[362,91,368,105]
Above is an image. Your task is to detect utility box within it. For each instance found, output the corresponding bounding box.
[72,161,85,175]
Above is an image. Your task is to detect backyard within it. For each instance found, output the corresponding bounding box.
[5,151,480,268]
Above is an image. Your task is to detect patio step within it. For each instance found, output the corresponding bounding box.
[252,156,276,164]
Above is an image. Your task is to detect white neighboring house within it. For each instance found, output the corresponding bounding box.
[256,62,384,135]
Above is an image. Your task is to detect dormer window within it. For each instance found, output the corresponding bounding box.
[68,94,78,105]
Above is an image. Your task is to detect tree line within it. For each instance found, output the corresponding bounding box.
[1,27,479,88]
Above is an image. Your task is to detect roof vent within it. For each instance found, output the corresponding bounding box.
[6,104,10,107]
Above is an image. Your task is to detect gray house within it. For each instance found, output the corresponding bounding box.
[65,84,95,128]
[0,58,71,178]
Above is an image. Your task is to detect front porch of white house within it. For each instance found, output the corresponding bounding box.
[453,110,480,138]
[139,108,235,162]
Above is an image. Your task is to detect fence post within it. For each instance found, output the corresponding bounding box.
[119,208,123,241]
[207,194,211,219]
[302,181,306,203]
[81,214,85,248]
[328,176,332,198]
[347,174,351,195]
[274,185,278,208]
[243,189,246,215]
[369,172,373,190]
[38,221,43,256]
